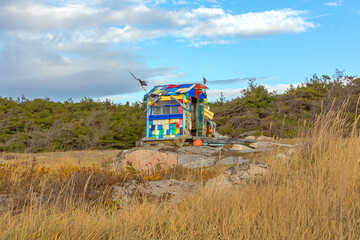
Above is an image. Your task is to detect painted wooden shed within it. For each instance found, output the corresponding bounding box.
[143,83,215,141]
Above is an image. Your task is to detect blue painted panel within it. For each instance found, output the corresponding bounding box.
[180,84,193,88]
[166,88,178,92]
[149,114,183,120]
[199,93,207,99]
[188,88,196,97]
[182,102,186,133]
[165,104,181,107]
[146,97,149,138]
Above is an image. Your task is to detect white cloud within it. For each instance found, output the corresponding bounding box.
[0,0,316,99]
[324,1,342,7]
[82,26,168,43]
[180,9,315,38]
[0,3,315,40]
[121,0,167,6]
[0,32,180,99]
[189,39,236,47]
[192,7,225,17]
[0,3,102,31]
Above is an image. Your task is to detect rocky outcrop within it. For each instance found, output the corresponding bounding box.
[176,146,220,168]
[111,149,178,172]
[205,162,271,190]
[231,144,252,151]
[111,146,247,170]
[111,138,295,171]
[112,161,271,204]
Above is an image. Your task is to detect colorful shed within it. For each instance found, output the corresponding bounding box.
[144,83,215,141]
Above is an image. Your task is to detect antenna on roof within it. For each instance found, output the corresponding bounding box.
[128,69,155,102]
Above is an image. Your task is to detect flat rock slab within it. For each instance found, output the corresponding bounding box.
[245,136,256,140]
[205,162,271,190]
[114,149,178,172]
[176,146,220,168]
[231,144,252,151]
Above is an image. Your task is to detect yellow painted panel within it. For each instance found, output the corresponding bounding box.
[204,108,214,120]
[161,95,183,101]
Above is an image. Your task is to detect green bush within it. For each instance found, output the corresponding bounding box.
[0,97,146,152]
[211,71,360,138]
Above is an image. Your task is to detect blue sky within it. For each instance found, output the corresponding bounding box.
[0,0,359,103]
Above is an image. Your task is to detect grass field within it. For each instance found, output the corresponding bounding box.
[0,150,119,168]
[1,109,360,239]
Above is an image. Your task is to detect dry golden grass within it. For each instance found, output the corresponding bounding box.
[0,150,118,168]
[1,108,360,239]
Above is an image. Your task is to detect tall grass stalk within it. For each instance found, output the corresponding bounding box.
[1,108,360,239]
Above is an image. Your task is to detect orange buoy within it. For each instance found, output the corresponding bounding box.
[207,134,212,138]
[208,129,213,133]
[193,139,203,146]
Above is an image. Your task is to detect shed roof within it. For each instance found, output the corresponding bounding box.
[146,83,208,98]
